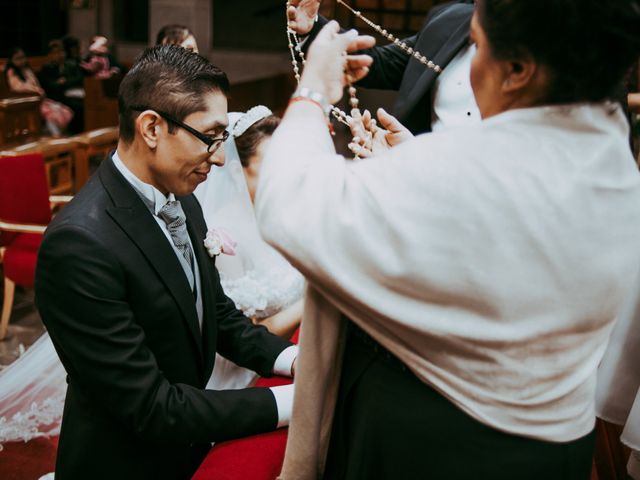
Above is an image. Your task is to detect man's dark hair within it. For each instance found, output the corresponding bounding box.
[478,0,640,104]
[47,40,64,54]
[118,44,230,143]
[62,35,81,60]
[4,47,27,82]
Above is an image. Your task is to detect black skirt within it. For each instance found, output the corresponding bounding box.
[323,322,595,480]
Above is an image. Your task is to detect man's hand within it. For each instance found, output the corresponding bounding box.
[287,0,321,35]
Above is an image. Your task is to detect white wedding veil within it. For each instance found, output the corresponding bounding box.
[194,108,303,319]
[196,107,304,391]
[0,333,66,446]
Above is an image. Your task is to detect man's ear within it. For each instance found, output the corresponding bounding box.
[136,111,161,149]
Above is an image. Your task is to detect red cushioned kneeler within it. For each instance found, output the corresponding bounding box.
[192,328,300,480]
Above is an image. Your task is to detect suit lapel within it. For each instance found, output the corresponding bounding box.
[99,157,204,362]
[394,7,472,122]
[181,198,218,378]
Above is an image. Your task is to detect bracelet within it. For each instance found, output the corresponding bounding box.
[289,96,325,113]
[289,97,336,136]
[290,86,332,116]
[289,87,335,135]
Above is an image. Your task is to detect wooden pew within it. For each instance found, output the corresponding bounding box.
[0,138,83,195]
[70,126,119,190]
[0,55,49,147]
[83,75,122,131]
[0,96,42,147]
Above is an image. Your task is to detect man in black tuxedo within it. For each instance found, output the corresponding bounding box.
[35,45,296,479]
[288,0,476,134]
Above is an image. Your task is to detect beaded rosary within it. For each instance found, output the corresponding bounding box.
[287,1,442,157]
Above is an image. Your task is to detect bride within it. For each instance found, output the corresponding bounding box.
[195,106,304,390]
[0,106,303,444]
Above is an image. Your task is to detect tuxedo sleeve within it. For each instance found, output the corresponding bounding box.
[211,265,293,377]
[303,15,413,90]
[356,0,459,90]
[306,1,467,91]
[35,224,280,443]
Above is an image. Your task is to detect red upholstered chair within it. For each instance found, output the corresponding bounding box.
[0,153,70,340]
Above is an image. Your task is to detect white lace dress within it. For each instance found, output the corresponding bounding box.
[206,256,304,391]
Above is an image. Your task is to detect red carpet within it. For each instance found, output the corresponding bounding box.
[0,436,57,480]
[192,375,293,480]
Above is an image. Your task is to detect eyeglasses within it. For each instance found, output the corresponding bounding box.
[130,105,229,153]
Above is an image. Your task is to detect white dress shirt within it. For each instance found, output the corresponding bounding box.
[112,151,204,329]
[431,44,480,132]
[112,152,296,427]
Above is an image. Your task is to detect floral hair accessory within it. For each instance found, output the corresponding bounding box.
[204,228,237,257]
[232,106,273,138]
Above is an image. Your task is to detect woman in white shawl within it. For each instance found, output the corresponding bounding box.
[256,1,640,478]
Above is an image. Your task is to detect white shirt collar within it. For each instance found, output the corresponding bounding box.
[112,150,176,215]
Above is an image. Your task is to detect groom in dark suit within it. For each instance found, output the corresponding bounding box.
[288,0,475,134]
[35,45,296,479]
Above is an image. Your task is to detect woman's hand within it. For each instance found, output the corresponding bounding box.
[376,108,414,147]
[287,0,321,36]
[348,108,414,158]
[254,300,304,339]
[300,21,375,105]
[348,109,378,157]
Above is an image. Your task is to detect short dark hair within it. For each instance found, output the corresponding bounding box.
[47,40,64,54]
[62,35,80,58]
[234,115,280,167]
[478,0,640,104]
[4,48,27,82]
[156,24,192,46]
[118,44,230,143]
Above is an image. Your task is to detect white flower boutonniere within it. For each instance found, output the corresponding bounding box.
[204,228,237,257]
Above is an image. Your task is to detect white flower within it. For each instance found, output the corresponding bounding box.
[204,228,237,257]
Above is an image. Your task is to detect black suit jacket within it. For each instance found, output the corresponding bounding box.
[35,156,292,479]
[311,1,474,134]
